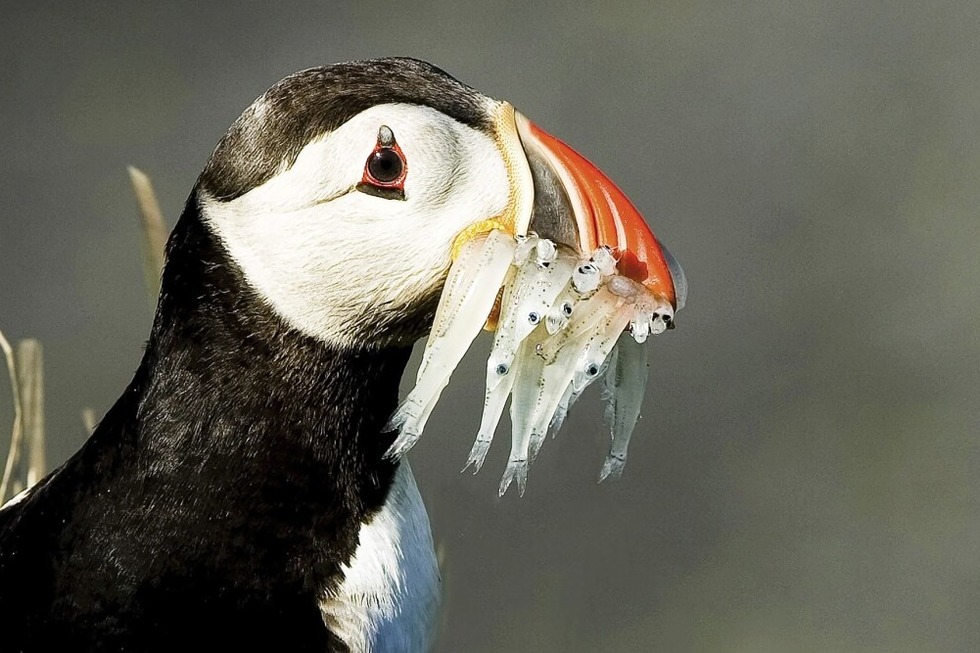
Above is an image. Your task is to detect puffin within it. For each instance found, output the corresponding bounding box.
[0,58,680,651]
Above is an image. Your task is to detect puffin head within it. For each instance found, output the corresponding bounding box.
[197,58,683,351]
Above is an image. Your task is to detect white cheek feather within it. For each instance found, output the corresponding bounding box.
[320,462,440,653]
[203,103,510,349]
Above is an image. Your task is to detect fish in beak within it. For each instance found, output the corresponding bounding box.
[387,102,687,496]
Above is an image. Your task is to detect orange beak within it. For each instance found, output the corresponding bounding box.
[514,112,685,311]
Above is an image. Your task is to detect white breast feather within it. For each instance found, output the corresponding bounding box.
[320,461,441,652]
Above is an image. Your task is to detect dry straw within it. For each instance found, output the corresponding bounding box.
[1,167,167,505]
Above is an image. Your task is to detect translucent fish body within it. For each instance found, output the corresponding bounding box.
[386,233,678,495]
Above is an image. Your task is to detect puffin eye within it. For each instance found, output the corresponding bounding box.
[367,149,403,183]
[357,125,407,201]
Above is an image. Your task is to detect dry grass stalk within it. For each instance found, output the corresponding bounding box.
[1,169,167,505]
[0,330,25,504]
[17,340,45,488]
[128,166,169,302]
[82,408,98,435]
[0,336,45,504]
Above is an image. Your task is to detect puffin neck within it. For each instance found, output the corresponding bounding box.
[132,192,411,512]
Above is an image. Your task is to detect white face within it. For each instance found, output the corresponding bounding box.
[202,102,511,349]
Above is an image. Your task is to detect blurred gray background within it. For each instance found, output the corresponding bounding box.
[2,1,979,651]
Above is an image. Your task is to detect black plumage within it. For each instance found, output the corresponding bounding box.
[1,196,416,650]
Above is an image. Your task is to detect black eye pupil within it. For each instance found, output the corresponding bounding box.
[368,148,403,183]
